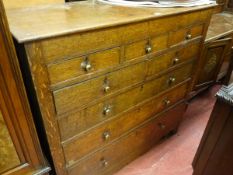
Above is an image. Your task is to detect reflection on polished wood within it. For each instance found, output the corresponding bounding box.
[0,110,20,173]
[2,0,63,9]
[5,1,216,43]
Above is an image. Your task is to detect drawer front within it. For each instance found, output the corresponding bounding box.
[124,34,168,61]
[147,42,200,76]
[143,62,193,98]
[168,24,204,46]
[58,63,192,141]
[124,39,149,61]
[53,62,146,114]
[67,102,187,175]
[47,47,121,85]
[63,82,188,164]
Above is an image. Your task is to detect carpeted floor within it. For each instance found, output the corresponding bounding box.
[115,85,221,175]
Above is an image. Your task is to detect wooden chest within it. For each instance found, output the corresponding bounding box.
[6,2,216,175]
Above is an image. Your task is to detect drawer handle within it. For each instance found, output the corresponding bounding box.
[168,77,176,84]
[103,106,111,116]
[186,34,192,40]
[103,78,110,93]
[145,45,152,54]
[158,123,166,130]
[103,131,111,140]
[173,58,180,65]
[163,99,171,106]
[104,85,110,93]
[81,58,92,72]
[101,158,109,167]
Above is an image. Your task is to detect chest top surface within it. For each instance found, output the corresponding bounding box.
[5,1,216,43]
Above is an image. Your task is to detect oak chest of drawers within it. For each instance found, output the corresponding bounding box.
[6,2,216,175]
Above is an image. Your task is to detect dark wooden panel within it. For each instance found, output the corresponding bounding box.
[0,1,50,174]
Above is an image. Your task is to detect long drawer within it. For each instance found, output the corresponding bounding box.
[62,82,189,165]
[67,102,187,175]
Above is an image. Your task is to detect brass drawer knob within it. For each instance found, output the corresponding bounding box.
[168,77,176,84]
[145,45,152,54]
[101,159,109,167]
[103,106,111,115]
[158,123,166,130]
[104,85,110,93]
[173,58,180,65]
[81,59,92,72]
[164,99,171,106]
[103,131,110,140]
[186,34,192,40]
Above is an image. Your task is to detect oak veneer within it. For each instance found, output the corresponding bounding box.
[6,2,216,174]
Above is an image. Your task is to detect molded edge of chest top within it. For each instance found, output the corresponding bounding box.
[5,1,217,43]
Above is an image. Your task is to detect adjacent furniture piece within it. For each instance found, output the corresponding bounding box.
[0,1,50,174]
[193,83,233,175]
[193,12,233,94]
[223,47,233,85]
[6,2,216,175]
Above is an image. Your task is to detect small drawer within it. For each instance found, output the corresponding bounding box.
[124,39,149,61]
[143,62,193,100]
[47,47,121,85]
[147,42,200,76]
[63,82,188,165]
[124,34,168,61]
[168,24,204,46]
[67,102,187,175]
[53,62,146,115]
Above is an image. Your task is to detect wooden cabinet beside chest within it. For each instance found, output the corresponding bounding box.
[193,12,233,93]
[7,2,215,175]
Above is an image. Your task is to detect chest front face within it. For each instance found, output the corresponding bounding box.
[19,8,213,175]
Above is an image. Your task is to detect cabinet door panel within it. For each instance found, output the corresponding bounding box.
[196,38,232,89]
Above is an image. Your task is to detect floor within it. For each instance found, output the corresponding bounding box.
[115,85,221,175]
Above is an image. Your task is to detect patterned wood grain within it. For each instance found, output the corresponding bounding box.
[3,0,63,9]
[0,110,20,173]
